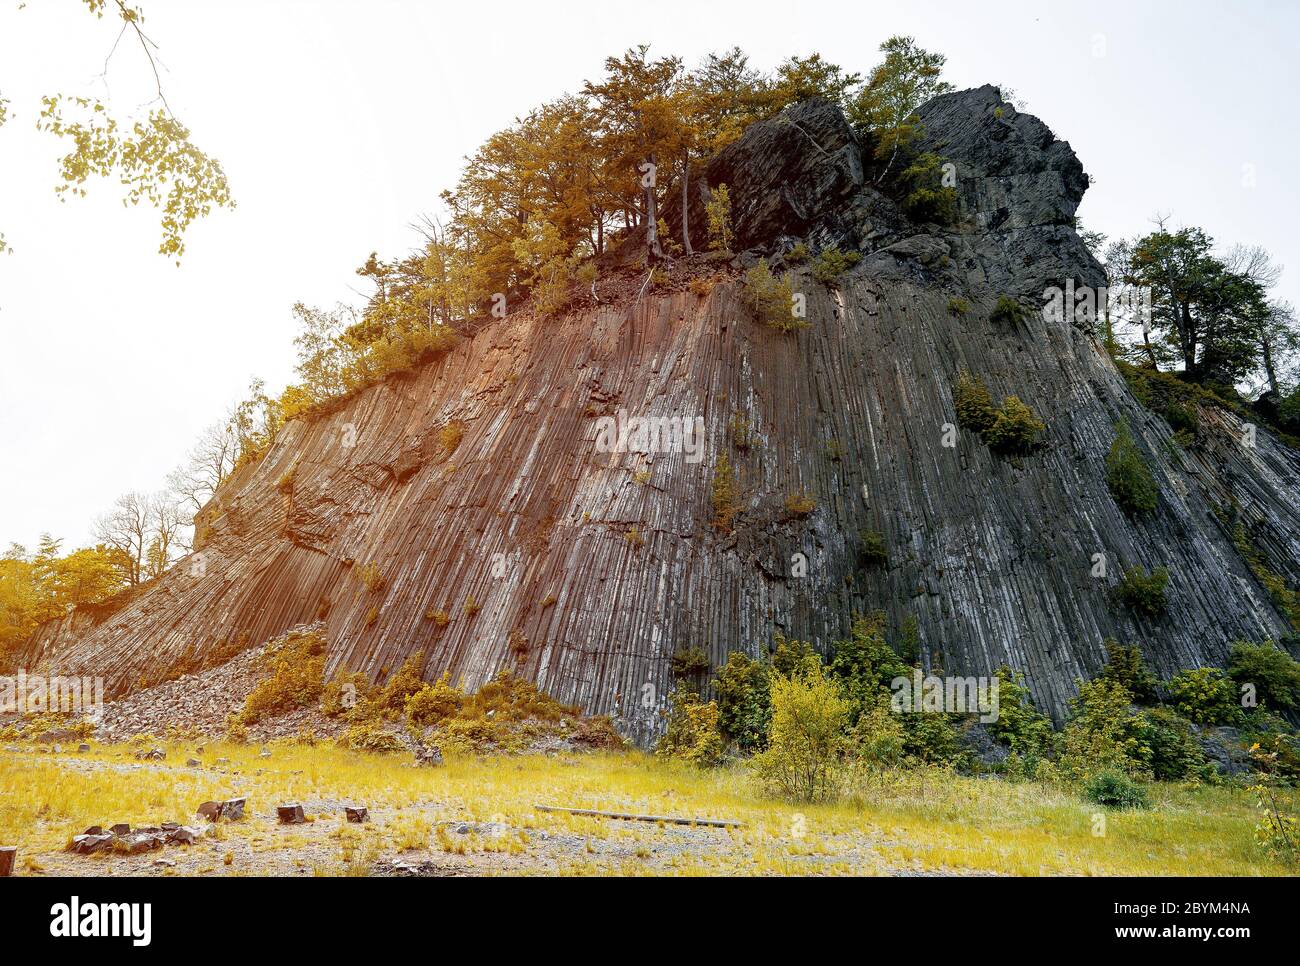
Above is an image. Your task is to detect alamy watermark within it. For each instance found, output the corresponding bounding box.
[0,670,104,717]
[594,409,706,464]
[890,670,1000,724]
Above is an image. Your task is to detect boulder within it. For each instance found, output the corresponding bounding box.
[277,804,305,824]
[0,846,15,877]
[415,744,444,767]
[345,806,369,823]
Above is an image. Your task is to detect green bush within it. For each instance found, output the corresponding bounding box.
[847,694,907,769]
[986,667,1056,755]
[712,651,772,752]
[985,395,1046,454]
[990,295,1027,326]
[898,152,958,225]
[1140,706,1213,782]
[1085,770,1150,809]
[828,611,909,720]
[858,530,888,567]
[811,245,862,284]
[1117,565,1169,618]
[753,662,851,802]
[656,689,725,767]
[669,646,710,682]
[1059,678,1153,780]
[1228,641,1300,712]
[946,296,970,316]
[900,708,965,765]
[1105,421,1158,516]
[770,634,819,676]
[1167,667,1242,726]
[1098,639,1159,704]
[953,368,997,435]
[744,259,804,332]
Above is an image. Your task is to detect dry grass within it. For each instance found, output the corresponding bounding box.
[0,742,1294,877]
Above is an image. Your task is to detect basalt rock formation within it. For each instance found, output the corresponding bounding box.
[17,85,1300,743]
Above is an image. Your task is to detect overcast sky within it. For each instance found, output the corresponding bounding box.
[1,0,1296,551]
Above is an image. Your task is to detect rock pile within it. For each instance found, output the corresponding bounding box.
[68,822,213,856]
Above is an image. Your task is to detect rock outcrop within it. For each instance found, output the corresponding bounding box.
[15,87,1300,743]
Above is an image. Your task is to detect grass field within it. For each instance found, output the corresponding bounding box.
[0,741,1295,876]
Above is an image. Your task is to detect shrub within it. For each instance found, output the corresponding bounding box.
[669,646,710,682]
[786,241,810,264]
[464,594,481,618]
[1228,641,1300,712]
[439,420,466,453]
[710,454,739,532]
[728,412,754,450]
[338,721,405,754]
[743,259,804,332]
[378,653,426,714]
[239,630,326,725]
[713,651,772,752]
[1059,678,1153,780]
[847,694,906,769]
[704,183,733,255]
[946,296,970,316]
[1085,770,1150,809]
[898,152,959,225]
[357,561,385,593]
[953,368,997,435]
[811,245,861,284]
[858,529,888,567]
[828,611,909,719]
[1098,639,1159,704]
[771,634,819,676]
[656,689,725,767]
[1105,421,1158,516]
[1141,706,1212,782]
[986,667,1055,754]
[1117,565,1169,618]
[990,295,1027,326]
[405,671,465,727]
[1167,667,1242,726]
[753,663,851,802]
[321,671,374,718]
[688,277,713,298]
[985,395,1045,454]
[901,709,965,765]
[783,491,816,517]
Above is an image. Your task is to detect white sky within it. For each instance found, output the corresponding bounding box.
[1,0,1297,551]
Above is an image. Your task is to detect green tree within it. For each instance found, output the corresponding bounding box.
[849,36,953,183]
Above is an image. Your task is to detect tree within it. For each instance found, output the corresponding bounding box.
[583,46,688,263]
[849,36,953,184]
[167,419,239,516]
[93,492,151,586]
[768,53,861,112]
[4,1,232,259]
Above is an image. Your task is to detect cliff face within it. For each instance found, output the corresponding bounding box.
[19,87,1300,742]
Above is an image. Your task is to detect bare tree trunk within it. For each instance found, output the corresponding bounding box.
[645,153,662,262]
[681,153,693,256]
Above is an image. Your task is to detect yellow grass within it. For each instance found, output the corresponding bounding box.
[0,741,1294,876]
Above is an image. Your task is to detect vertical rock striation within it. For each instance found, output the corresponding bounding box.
[17,88,1300,743]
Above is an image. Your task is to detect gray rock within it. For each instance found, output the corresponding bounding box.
[415,744,444,767]
[345,805,369,823]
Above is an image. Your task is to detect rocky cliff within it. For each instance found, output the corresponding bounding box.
[18,86,1300,743]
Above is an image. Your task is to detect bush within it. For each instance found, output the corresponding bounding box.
[1059,678,1153,780]
[900,709,965,765]
[1098,639,1159,705]
[1228,641,1300,712]
[1141,706,1212,782]
[946,296,970,316]
[710,454,740,532]
[783,491,816,517]
[753,662,851,802]
[239,630,327,725]
[321,671,375,718]
[1167,667,1242,726]
[828,611,908,720]
[743,259,804,332]
[898,152,959,225]
[986,667,1056,755]
[669,646,710,682]
[786,241,810,264]
[338,721,405,754]
[953,369,996,435]
[1117,565,1169,618]
[656,689,725,767]
[1105,421,1158,516]
[990,295,1027,326]
[1085,770,1150,809]
[713,651,772,752]
[985,395,1045,454]
[378,653,427,713]
[811,245,861,284]
[405,671,465,727]
[848,694,906,769]
[858,529,888,567]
